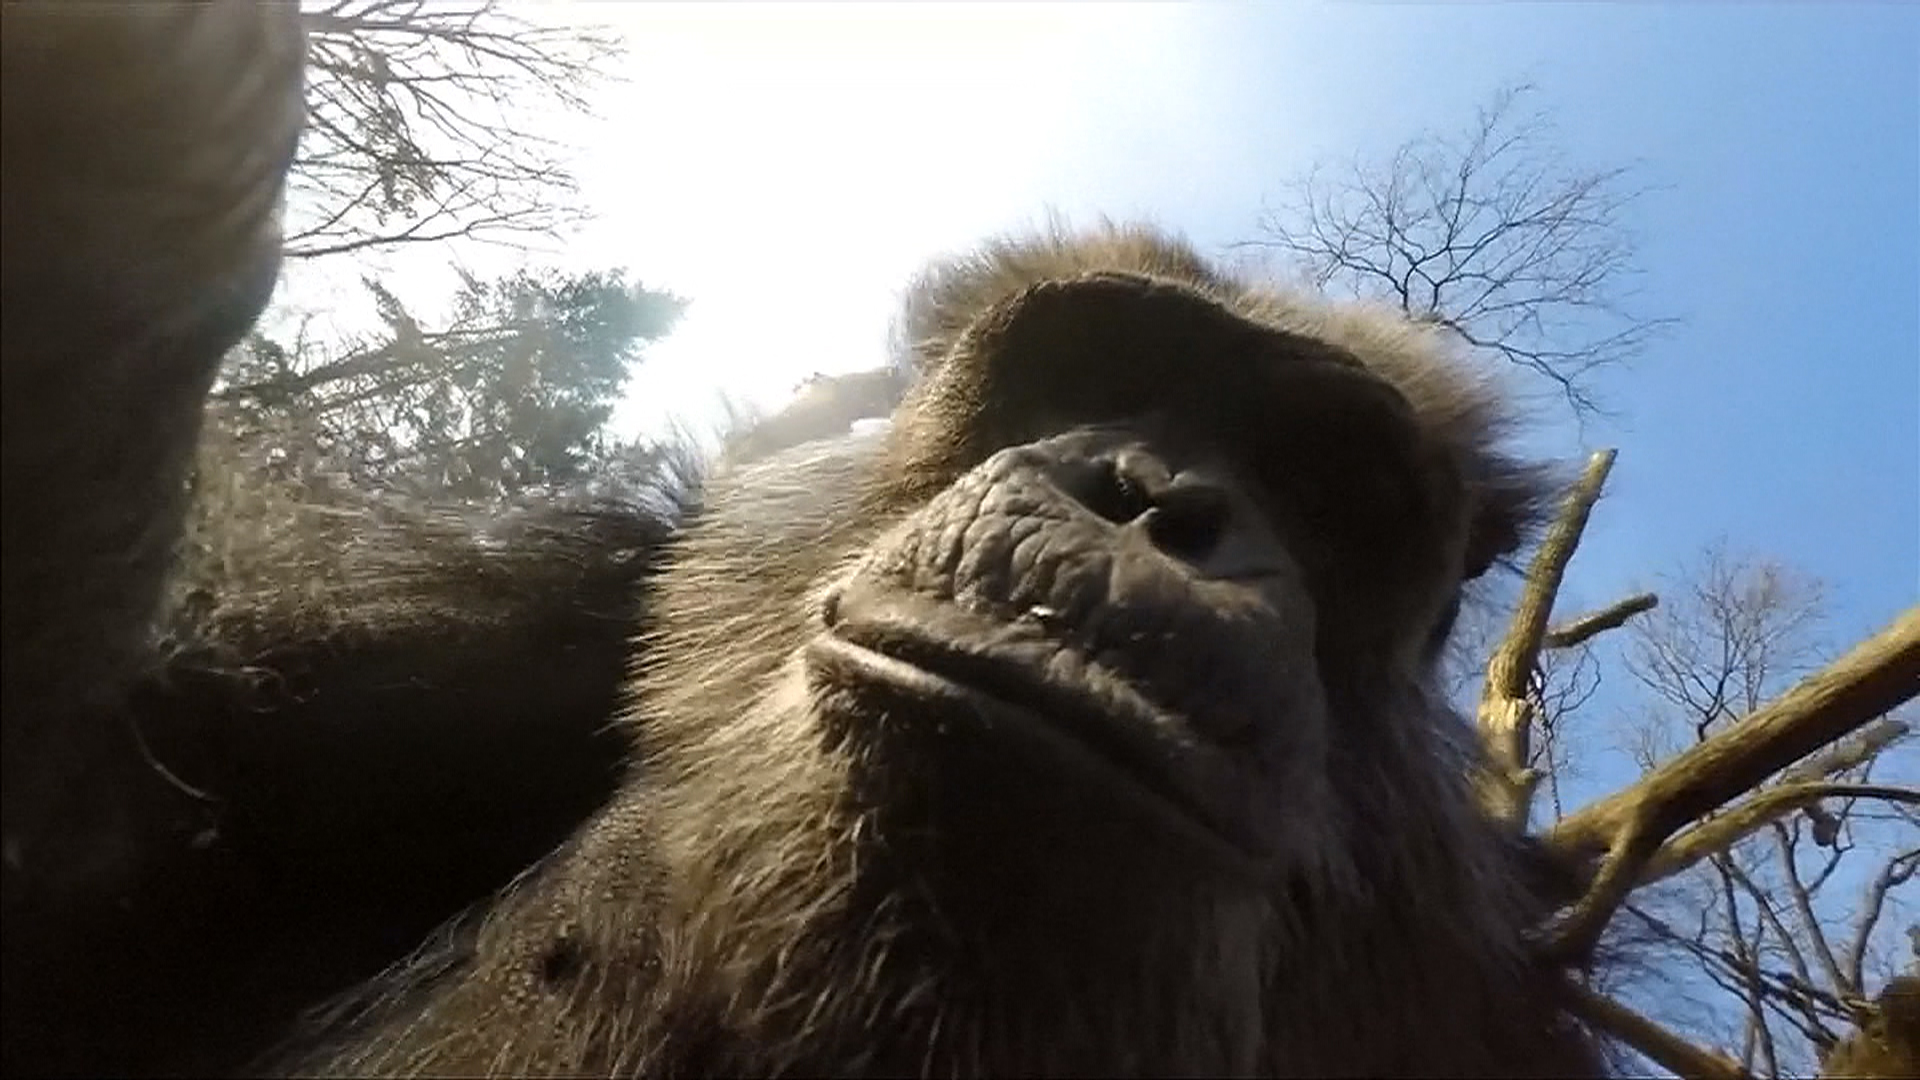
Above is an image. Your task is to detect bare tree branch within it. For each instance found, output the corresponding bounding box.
[1553,608,1920,857]
[1846,848,1919,993]
[1235,83,1679,413]
[1714,855,1786,1077]
[1771,822,1853,1003]
[1563,977,1752,1080]
[284,0,621,261]
[1544,607,1920,961]
[1785,719,1912,787]
[1477,448,1617,826]
[1545,592,1660,650]
[1644,781,1920,886]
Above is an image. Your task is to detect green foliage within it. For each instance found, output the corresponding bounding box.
[218,267,685,501]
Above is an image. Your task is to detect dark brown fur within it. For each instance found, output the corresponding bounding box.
[275,234,1603,1078]
[1821,977,1920,1080]
[2,8,651,1073]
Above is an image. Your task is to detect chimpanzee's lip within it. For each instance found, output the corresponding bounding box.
[807,603,1267,878]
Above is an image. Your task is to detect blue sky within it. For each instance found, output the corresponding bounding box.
[278,3,1916,1060]
[529,1,1920,655]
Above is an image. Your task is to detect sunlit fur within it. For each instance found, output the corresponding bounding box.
[284,226,1602,1078]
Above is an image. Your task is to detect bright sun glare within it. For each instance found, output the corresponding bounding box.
[490,3,1182,447]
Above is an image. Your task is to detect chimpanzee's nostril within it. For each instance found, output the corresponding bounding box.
[1074,459,1155,526]
[1055,450,1231,564]
[1142,482,1229,562]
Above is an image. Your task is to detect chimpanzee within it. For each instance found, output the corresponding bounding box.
[4,4,1610,1076]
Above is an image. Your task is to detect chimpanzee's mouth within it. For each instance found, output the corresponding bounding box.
[809,593,1266,875]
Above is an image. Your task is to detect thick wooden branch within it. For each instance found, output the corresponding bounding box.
[1477,448,1618,827]
[1543,592,1659,650]
[1544,607,1920,959]
[1638,720,1910,885]
[1778,718,1911,785]
[1562,977,1750,1080]
[1551,607,1920,855]
[1642,782,1919,885]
